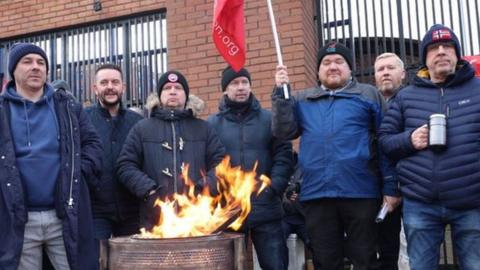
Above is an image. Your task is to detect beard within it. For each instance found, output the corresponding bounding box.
[378,84,398,99]
[99,93,121,107]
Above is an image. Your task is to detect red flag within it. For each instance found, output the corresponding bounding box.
[212,0,245,72]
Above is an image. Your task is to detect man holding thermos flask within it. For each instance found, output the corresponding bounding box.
[378,24,480,270]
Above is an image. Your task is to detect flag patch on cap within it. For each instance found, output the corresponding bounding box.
[432,29,452,41]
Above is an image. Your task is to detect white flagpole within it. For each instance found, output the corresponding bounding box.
[267,0,289,99]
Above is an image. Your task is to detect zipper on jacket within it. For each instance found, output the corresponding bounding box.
[240,120,245,167]
[170,119,178,194]
[439,87,445,115]
[431,87,446,200]
[66,101,75,208]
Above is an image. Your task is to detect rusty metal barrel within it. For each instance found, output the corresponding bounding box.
[108,232,246,270]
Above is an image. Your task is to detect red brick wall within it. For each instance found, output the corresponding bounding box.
[0,0,317,115]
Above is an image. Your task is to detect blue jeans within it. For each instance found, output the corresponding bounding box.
[248,219,288,270]
[403,198,480,270]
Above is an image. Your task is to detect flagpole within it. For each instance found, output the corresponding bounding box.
[267,0,289,99]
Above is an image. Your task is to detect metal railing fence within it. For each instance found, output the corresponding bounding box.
[315,0,480,84]
[0,11,167,107]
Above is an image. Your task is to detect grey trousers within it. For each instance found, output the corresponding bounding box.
[18,210,70,270]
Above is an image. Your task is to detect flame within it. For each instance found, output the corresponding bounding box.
[139,156,270,238]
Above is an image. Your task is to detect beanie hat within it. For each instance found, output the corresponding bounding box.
[8,43,49,79]
[157,70,190,99]
[221,66,251,92]
[317,42,353,71]
[420,24,461,66]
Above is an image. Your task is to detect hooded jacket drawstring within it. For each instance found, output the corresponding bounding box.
[21,100,32,147]
[20,95,60,148]
[45,95,61,141]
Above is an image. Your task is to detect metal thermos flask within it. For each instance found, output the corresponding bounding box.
[428,114,447,151]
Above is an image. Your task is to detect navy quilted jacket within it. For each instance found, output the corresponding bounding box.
[379,60,480,209]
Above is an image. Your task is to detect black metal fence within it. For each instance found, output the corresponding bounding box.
[315,0,480,84]
[0,10,167,107]
[315,0,479,267]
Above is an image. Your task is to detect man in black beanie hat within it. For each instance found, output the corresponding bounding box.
[208,66,293,270]
[117,70,226,231]
[156,70,190,108]
[272,42,399,270]
[0,43,102,269]
[379,24,480,270]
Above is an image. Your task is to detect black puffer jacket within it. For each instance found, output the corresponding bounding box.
[208,95,293,226]
[117,107,226,229]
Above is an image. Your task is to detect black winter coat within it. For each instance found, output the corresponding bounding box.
[208,95,293,226]
[85,104,143,223]
[0,85,103,270]
[117,107,226,229]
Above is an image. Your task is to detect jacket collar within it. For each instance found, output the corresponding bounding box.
[414,59,476,88]
[93,101,126,118]
[305,79,359,100]
[218,94,260,115]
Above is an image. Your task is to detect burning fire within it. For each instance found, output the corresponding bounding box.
[139,156,270,238]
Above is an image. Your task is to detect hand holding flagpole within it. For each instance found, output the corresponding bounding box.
[267,0,289,99]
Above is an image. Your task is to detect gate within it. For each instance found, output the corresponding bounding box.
[315,0,480,83]
[0,10,167,107]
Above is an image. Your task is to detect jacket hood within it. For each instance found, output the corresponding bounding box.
[3,83,59,148]
[414,59,475,88]
[150,106,194,121]
[3,82,55,104]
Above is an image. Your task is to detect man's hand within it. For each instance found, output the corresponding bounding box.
[275,65,289,87]
[411,124,429,150]
[288,191,298,202]
[383,195,402,212]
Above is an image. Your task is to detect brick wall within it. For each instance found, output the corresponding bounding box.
[0,0,317,114]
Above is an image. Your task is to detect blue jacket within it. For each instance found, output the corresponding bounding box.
[0,83,103,270]
[379,61,480,209]
[85,104,143,222]
[208,95,293,226]
[271,80,397,202]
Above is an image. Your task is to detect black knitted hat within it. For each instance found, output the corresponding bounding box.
[420,24,461,66]
[157,70,190,99]
[317,42,353,71]
[8,43,49,79]
[221,66,251,92]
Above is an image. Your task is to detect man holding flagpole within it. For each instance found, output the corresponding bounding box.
[271,42,400,270]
